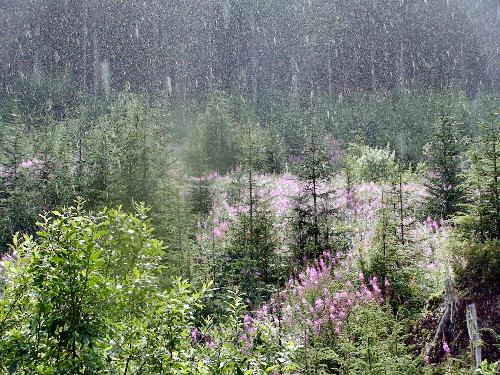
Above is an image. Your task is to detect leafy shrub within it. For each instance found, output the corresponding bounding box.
[347,144,398,183]
[0,202,299,374]
[336,303,420,374]
[475,360,500,375]
[0,203,204,373]
[195,290,298,374]
[454,240,500,299]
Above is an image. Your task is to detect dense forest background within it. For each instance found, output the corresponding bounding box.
[0,0,499,374]
[1,0,499,98]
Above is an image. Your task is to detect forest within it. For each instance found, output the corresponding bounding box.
[0,0,499,373]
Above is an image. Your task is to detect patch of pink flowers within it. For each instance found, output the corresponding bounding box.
[442,340,451,355]
[250,251,383,343]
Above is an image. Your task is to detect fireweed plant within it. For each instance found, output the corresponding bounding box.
[1,133,495,373]
[189,168,458,373]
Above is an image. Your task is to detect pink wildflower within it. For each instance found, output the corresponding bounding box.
[313,319,323,335]
[314,298,324,312]
[243,314,252,330]
[443,340,451,355]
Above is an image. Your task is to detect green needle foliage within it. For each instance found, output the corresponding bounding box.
[424,111,464,219]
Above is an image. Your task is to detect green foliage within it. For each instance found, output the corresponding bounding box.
[0,91,196,273]
[363,188,427,315]
[0,203,225,374]
[154,177,198,282]
[0,67,498,374]
[0,203,299,374]
[187,92,286,176]
[194,290,298,374]
[10,72,80,120]
[295,303,420,374]
[209,170,287,307]
[261,124,287,174]
[0,0,498,368]
[190,92,242,174]
[0,203,167,373]
[84,90,171,211]
[0,100,34,247]
[475,360,500,375]
[291,124,334,262]
[346,143,398,183]
[424,111,464,219]
[456,118,500,241]
[0,99,77,250]
[218,208,285,306]
[336,304,420,375]
[454,240,500,299]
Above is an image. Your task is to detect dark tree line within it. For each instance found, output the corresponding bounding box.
[0,0,497,104]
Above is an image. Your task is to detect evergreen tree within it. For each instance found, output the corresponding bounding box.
[32,102,75,210]
[215,123,284,305]
[196,92,240,174]
[365,188,425,314]
[84,91,171,212]
[458,117,500,241]
[221,202,281,306]
[389,167,416,245]
[365,189,399,301]
[155,178,197,283]
[0,100,33,250]
[189,174,214,217]
[425,111,463,219]
[262,123,286,174]
[292,113,332,262]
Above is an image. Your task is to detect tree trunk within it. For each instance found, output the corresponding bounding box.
[466,303,482,369]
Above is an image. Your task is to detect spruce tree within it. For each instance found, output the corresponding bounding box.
[365,187,425,314]
[292,112,332,262]
[33,102,74,210]
[197,92,240,174]
[216,123,283,305]
[389,167,415,245]
[0,100,32,250]
[458,118,500,241]
[425,111,463,219]
[366,189,399,300]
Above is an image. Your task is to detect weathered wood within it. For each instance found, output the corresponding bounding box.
[466,303,482,368]
[425,278,458,359]
[445,278,458,323]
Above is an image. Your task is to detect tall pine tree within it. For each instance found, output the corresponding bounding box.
[458,117,500,241]
[425,111,463,219]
